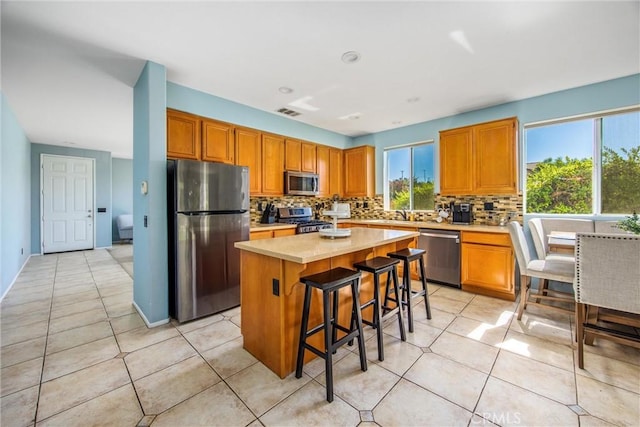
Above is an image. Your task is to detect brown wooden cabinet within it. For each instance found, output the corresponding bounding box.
[261,133,285,195]
[201,118,234,164]
[285,139,316,173]
[329,148,343,196]
[461,231,515,300]
[316,145,330,196]
[235,127,262,195]
[250,228,296,240]
[439,127,473,194]
[474,118,518,194]
[167,109,201,160]
[344,146,375,197]
[284,138,302,171]
[317,145,343,197]
[301,142,317,173]
[440,117,517,195]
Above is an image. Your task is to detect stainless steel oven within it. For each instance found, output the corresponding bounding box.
[418,228,461,288]
[284,171,318,196]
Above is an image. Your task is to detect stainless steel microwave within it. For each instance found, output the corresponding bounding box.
[284,171,319,196]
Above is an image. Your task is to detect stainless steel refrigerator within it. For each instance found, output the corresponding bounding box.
[167,159,250,323]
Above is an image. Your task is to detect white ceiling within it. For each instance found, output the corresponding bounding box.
[2,1,639,159]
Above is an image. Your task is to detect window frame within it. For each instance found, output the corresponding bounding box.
[383,140,435,211]
[523,105,640,216]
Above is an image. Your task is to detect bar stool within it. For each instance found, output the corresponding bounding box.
[387,248,431,332]
[353,257,406,361]
[295,267,367,403]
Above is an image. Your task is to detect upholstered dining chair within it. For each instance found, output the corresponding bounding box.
[574,232,640,369]
[508,221,575,320]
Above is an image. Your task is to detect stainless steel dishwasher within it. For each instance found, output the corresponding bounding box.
[418,228,461,288]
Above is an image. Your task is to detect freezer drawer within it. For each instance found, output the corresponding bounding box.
[418,228,461,288]
[172,212,249,322]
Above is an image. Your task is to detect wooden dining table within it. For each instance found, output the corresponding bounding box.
[548,231,576,254]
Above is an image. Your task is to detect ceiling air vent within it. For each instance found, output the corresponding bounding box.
[276,107,301,117]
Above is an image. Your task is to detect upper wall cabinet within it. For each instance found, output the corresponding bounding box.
[284,138,302,171]
[317,145,344,197]
[440,117,518,195]
[285,139,317,173]
[439,127,473,194]
[344,145,375,197]
[301,142,317,173]
[316,145,330,196]
[261,133,285,196]
[235,127,262,195]
[201,118,234,164]
[167,109,201,160]
[329,148,343,196]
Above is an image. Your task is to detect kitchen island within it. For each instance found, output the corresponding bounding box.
[234,227,419,378]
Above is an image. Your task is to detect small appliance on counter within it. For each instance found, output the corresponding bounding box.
[452,203,474,224]
[260,203,277,224]
[333,202,351,218]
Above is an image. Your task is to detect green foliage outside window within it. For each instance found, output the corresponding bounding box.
[526,146,640,214]
[526,157,592,214]
[601,146,640,213]
[389,178,434,211]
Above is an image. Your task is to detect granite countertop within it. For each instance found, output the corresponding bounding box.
[249,223,297,232]
[341,219,510,234]
[235,227,419,264]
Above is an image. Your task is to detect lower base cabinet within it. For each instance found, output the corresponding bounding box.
[250,228,296,240]
[461,231,515,300]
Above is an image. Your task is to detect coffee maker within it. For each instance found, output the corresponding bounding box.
[452,203,473,224]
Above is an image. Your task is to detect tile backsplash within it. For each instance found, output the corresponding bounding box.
[250,194,523,224]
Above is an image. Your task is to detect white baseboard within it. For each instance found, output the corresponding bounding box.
[0,255,32,302]
[132,300,170,328]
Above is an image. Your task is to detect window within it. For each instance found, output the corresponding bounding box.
[384,142,435,211]
[525,108,640,214]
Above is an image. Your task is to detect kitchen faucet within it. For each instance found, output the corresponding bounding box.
[396,209,408,221]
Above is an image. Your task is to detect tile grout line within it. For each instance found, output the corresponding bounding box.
[32,253,58,427]
[94,249,148,426]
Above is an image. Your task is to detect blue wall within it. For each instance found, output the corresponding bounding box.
[353,74,640,193]
[167,82,352,149]
[133,61,169,325]
[111,158,133,242]
[1,94,31,298]
[30,144,112,253]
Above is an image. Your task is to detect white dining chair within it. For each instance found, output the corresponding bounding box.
[508,221,575,320]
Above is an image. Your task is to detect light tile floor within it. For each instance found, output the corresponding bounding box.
[1,246,639,426]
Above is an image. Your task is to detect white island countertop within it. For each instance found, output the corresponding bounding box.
[234,227,419,264]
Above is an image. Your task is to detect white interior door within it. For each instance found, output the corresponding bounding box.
[42,154,95,254]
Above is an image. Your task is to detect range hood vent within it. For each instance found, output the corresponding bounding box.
[276,107,301,117]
